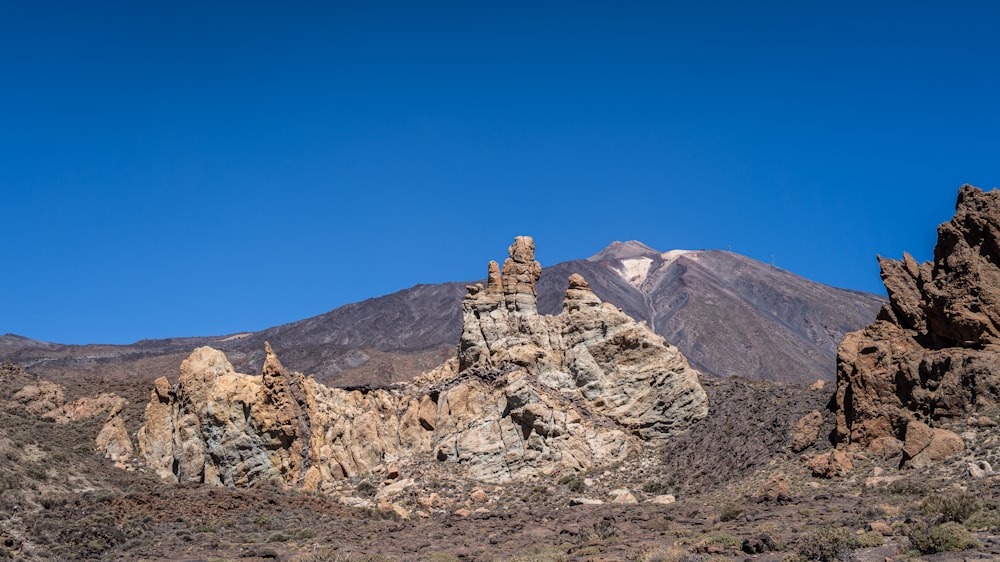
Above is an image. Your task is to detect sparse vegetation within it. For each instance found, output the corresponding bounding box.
[718,501,743,522]
[964,501,1000,531]
[558,474,585,493]
[853,530,883,548]
[795,527,855,562]
[919,490,982,524]
[641,476,677,496]
[883,476,931,497]
[907,521,982,554]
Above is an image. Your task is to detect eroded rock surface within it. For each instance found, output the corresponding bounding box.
[118,237,708,487]
[835,185,1000,460]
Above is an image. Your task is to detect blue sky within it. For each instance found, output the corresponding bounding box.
[2,1,998,344]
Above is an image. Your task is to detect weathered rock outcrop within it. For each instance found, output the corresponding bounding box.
[835,185,1000,462]
[119,237,708,487]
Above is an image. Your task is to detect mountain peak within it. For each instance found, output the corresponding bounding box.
[588,240,661,262]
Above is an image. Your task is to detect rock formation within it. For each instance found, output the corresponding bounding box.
[117,236,708,488]
[835,185,1000,462]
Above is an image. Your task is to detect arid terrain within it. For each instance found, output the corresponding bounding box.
[3,186,1000,561]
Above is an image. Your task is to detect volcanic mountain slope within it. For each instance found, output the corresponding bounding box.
[540,242,885,383]
[3,243,883,386]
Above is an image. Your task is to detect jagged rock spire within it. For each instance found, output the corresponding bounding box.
[835,185,1000,466]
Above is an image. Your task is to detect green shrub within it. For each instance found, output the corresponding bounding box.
[907,521,982,554]
[641,476,677,496]
[920,491,982,524]
[356,479,378,498]
[699,532,741,549]
[295,528,318,539]
[39,494,64,509]
[964,501,1000,530]
[252,515,273,529]
[718,502,743,522]
[853,531,883,548]
[884,477,930,496]
[558,475,585,493]
[797,527,854,562]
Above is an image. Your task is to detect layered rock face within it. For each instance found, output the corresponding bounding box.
[122,237,708,487]
[835,185,1000,458]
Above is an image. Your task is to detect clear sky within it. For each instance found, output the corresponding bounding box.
[2,1,998,344]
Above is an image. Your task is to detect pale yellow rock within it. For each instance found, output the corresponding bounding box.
[125,237,708,490]
[377,477,415,499]
[647,494,676,505]
[95,399,133,469]
[339,496,372,508]
[469,487,488,503]
[609,488,639,504]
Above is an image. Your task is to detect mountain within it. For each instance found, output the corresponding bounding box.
[2,241,883,385]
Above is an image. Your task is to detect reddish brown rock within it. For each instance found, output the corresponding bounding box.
[903,421,963,468]
[791,410,823,452]
[808,450,853,478]
[835,186,1000,453]
[756,473,791,503]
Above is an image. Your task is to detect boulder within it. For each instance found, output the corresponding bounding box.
[791,410,823,452]
[646,494,676,505]
[609,488,638,505]
[902,421,963,468]
[968,460,994,479]
[94,398,133,469]
[808,450,853,478]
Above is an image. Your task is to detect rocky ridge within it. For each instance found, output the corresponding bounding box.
[835,185,1000,465]
[107,237,708,488]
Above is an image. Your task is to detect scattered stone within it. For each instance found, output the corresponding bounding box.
[810,380,826,391]
[968,460,994,478]
[808,450,853,478]
[869,521,894,536]
[377,477,415,499]
[391,503,410,520]
[469,487,488,503]
[646,495,676,505]
[569,497,604,506]
[385,464,400,480]
[741,534,776,554]
[454,508,472,517]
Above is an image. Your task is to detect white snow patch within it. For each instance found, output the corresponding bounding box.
[617,257,654,289]
[661,249,694,262]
